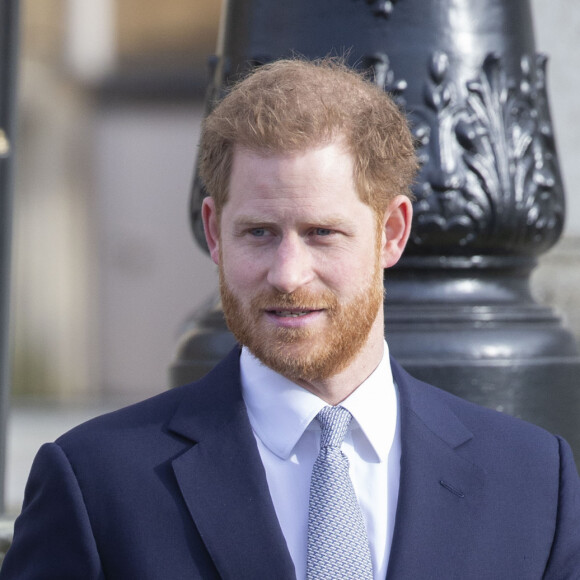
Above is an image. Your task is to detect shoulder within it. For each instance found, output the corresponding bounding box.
[50,382,194,476]
[390,357,568,465]
[390,358,580,576]
[57,382,188,444]
[55,347,243,460]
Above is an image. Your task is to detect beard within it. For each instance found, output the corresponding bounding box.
[219,256,384,384]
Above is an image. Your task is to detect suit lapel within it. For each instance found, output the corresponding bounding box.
[387,359,487,579]
[168,349,295,580]
[165,350,488,578]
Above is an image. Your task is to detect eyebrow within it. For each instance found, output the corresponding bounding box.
[233,214,352,228]
[233,215,271,226]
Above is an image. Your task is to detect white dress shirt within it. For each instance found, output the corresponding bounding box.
[240,341,401,580]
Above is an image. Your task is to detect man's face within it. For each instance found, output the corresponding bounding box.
[205,142,388,384]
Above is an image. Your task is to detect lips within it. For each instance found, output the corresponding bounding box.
[270,309,316,317]
[264,307,324,329]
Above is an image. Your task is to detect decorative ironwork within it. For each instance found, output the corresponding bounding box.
[409,51,564,255]
[360,53,407,108]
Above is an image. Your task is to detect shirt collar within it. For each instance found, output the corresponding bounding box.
[240,341,397,462]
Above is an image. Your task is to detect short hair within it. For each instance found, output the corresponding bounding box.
[199,58,418,216]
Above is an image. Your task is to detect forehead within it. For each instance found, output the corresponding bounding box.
[226,142,360,210]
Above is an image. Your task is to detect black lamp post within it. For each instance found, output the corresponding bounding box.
[171,0,580,462]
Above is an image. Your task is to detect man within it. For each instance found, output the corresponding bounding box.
[2,59,579,579]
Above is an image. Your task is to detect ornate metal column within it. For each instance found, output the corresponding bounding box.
[0,0,19,513]
[171,0,580,459]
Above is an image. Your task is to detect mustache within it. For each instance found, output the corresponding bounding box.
[250,288,338,311]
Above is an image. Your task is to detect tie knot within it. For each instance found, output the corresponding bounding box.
[316,406,352,448]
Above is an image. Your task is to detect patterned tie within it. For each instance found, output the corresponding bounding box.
[306,405,373,580]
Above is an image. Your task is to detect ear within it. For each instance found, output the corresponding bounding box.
[380,195,413,269]
[201,197,221,265]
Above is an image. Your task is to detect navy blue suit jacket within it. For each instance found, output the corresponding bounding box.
[2,348,580,579]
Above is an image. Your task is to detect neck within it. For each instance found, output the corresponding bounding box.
[294,317,386,405]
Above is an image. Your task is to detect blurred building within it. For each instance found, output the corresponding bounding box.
[12,0,220,402]
[9,0,580,403]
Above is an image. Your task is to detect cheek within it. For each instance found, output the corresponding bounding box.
[333,239,380,278]
[221,252,265,291]
[319,254,377,297]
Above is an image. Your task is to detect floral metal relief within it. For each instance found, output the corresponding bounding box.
[410,51,564,255]
[361,52,407,107]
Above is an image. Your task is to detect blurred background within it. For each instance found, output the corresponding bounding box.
[5,0,580,514]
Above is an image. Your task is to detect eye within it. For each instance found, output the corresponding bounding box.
[314,228,333,236]
[250,228,267,237]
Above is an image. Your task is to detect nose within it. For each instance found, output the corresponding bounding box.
[267,234,314,294]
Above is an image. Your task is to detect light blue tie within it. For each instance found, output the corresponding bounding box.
[306,405,373,580]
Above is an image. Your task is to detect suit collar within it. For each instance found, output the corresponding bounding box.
[391,356,474,449]
[240,341,397,463]
[167,348,296,580]
[387,358,487,578]
[167,347,243,442]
